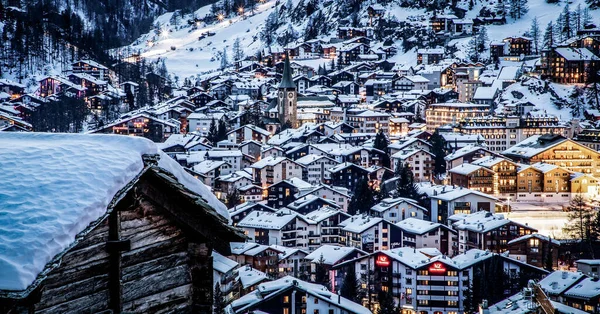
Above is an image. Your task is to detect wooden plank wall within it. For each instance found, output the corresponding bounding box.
[34,219,111,313]
[119,198,193,313]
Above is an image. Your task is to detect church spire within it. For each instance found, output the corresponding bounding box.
[279,52,296,89]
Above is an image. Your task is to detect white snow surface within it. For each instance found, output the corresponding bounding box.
[0,133,228,291]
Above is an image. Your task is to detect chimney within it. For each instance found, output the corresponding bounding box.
[338,294,341,304]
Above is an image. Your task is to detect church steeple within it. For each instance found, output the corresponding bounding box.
[279,53,296,89]
[277,52,297,128]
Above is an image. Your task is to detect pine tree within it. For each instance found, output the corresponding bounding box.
[429,131,447,177]
[574,4,583,33]
[226,188,241,208]
[348,178,377,215]
[313,254,328,286]
[582,8,593,27]
[217,119,228,141]
[543,21,554,49]
[377,290,397,314]
[563,195,594,240]
[208,118,218,144]
[530,17,541,54]
[395,162,419,199]
[561,3,572,40]
[570,86,585,117]
[220,47,228,70]
[213,283,226,314]
[374,130,391,168]
[585,62,600,109]
[232,37,244,63]
[340,266,361,303]
[463,283,477,314]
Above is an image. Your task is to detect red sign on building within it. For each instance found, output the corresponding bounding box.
[428,262,447,274]
[376,254,390,267]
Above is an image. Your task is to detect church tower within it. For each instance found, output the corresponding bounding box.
[277,53,297,128]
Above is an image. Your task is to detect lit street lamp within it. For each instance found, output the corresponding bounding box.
[217,14,224,21]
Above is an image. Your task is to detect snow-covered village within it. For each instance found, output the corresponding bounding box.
[1,0,600,313]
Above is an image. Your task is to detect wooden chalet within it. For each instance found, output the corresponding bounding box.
[0,134,245,313]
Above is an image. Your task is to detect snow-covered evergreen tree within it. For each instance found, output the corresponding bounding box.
[232,37,244,62]
[220,47,228,70]
[530,17,541,54]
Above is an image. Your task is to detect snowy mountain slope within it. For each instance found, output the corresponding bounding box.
[124,0,598,81]
[451,0,596,59]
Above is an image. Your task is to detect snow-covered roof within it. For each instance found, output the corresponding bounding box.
[305,245,363,265]
[564,277,600,299]
[451,211,533,233]
[270,245,308,260]
[213,250,239,274]
[448,163,487,176]
[371,197,425,213]
[555,47,599,61]
[230,276,371,314]
[507,233,560,246]
[444,144,490,161]
[250,156,288,168]
[502,135,567,159]
[395,218,447,235]
[237,211,297,230]
[236,266,268,289]
[294,154,336,166]
[339,215,382,233]
[303,207,348,223]
[539,271,585,296]
[0,133,228,292]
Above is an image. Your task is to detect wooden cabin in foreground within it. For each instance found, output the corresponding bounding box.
[0,134,245,314]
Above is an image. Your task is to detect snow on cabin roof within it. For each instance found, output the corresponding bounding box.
[229,124,271,136]
[237,211,297,230]
[207,149,243,158]
[487,292,537,314]
[555,47,599,61]
[451,211,531,233]
[236,266,268,289]
[230,242,260,255]
[286,177,313,189]
[339,215,382,234]
[507,233,560,246]
[473,86,498,100]
[448,163,487,176]
[303,207,348,223]
[192,160,229,174]
[402,75,430,83]
[539,271,586,296]
[294,154,335,166]
[213,250,239,274]
[305,245,362,265]
[231,276,371,314]
[531,162,559,173]
[250,156,288,168]
[288,195,338,210]
[395,218,446,235]
[270,245,308,260]
[564,277,600,299]
[391,148,433,160]
[470,155,511,168]
[380,247,443,269]
[417,48,445,54]
[217,171,252,183]
[0,133,229,292]
[444,144,489,161]
[502,134,567,159]
[371,197,423,213]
